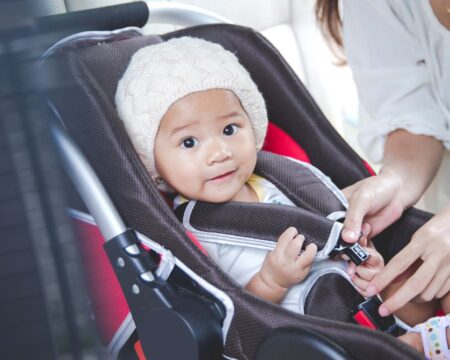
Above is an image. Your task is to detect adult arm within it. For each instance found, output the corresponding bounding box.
[341,130,450,315]
[341,0,450,314]
[342,129,444,241]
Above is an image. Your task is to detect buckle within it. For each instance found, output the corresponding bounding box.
[352,296,404,335]
[341,243,369,265]
[330,234,370,265]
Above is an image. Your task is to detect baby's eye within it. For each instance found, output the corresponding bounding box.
[223,124,238,136]
[181,137,198,149]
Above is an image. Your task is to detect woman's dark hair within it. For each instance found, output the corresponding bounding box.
[315,0,345,64]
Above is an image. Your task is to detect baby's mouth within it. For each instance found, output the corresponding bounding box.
[209,170,236,182]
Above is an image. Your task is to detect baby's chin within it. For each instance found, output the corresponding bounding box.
[186,189,240,204]
[194,193,236,204]
[179,180,248,203]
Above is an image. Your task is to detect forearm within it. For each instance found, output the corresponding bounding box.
[380,129,444,209]
[245,271,288,304]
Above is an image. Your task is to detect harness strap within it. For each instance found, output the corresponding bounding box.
[254,152,347,217]
[176,200,343,260]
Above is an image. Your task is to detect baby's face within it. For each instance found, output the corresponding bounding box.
[154,89,257,202]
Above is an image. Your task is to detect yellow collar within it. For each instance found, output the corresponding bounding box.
[246,174,265,202]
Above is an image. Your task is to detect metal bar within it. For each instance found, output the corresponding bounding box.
[51,122,127,241]
[146,1,232,27]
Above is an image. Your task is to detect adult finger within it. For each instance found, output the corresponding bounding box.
[368,243,421,295]
[341,182,359,200]
[420,268,450,302]
[361,201,403,238]
[342,192,373,243]
[377,260,437,316]
[436,277,450,298]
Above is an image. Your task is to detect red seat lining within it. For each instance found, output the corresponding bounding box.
[263,122,311,163]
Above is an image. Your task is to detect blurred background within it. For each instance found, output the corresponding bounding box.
[0,1,362,359]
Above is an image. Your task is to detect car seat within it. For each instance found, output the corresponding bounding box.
[41,6,433,360]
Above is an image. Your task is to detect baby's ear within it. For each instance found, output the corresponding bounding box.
[154,176,165,186]
[153,177,175,193]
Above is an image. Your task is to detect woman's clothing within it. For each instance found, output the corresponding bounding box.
[343,0,450,211]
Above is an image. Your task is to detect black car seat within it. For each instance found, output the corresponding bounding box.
[43,17,431,360]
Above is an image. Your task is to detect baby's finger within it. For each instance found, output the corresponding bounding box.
[276,227,298,253]
[361,222,371,237]
[335,252,350,261]
[357,223,371,248]
[351,274,371,292]
[358,236,368,248]
[347,262,356,277]
[296,243,317,268]
[354,265,380,282]
[363,247,384,269]
[286,234,305,261]
[355,287,373,298]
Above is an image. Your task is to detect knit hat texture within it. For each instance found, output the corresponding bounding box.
[115,36,268,190]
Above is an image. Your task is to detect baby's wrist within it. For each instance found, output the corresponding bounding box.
[258,270,289,295]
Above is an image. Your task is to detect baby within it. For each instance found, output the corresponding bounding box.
[115,36,449,359]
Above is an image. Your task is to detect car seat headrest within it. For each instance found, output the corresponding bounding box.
[75,34,163,104]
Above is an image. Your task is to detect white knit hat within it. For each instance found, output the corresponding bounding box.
[115,36,268,190]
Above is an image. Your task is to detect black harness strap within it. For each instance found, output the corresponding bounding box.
[177,200,338,252]
[254,152,346,217]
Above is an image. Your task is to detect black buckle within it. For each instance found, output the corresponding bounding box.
[352,296,404,335]
[330,234,369,265]
[342,243,369,265]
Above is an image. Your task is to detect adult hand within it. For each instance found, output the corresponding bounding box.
[341,171,406,243]
[341,130,444,244]
[367,206,450,317]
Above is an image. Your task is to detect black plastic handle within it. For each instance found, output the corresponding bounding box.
[104,229,224,360]
[34,1,149,33]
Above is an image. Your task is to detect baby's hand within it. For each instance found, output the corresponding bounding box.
[259,227,318,291]
[348,241,384,297]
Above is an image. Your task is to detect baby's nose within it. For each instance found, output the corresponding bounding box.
[207,140,232,164]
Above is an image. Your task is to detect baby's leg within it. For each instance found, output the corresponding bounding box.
[399,315,450,359]
[397,331,424,354]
